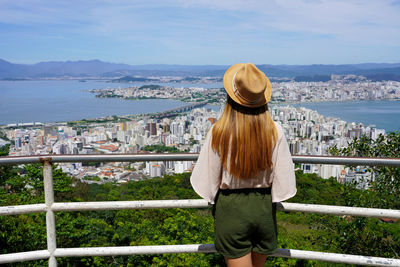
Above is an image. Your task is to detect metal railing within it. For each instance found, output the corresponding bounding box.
[0,154,400,266]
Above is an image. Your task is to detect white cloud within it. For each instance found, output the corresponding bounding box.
[1,0,399,45]
[0,0,398,64]
[175,0,400,45]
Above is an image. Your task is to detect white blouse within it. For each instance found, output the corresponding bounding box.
[190,121,297,204]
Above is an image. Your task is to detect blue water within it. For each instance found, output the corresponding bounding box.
[0,80,222,124]
[294,100,400,132]
[1,80,399,132]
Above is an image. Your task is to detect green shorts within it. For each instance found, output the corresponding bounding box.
[213,188,277,259]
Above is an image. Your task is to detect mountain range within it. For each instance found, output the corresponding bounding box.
[1,58,400,80]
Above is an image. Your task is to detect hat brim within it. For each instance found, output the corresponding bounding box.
[223,63,272,108]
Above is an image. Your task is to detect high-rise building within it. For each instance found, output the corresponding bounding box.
[146,122,157,136]
[170,122,179,136]
[150,162,165,178]
[163,124,170,133]
[174,161,184,174]
[160,133,169,144]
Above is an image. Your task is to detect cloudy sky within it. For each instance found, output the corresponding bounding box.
[1,0,399,65]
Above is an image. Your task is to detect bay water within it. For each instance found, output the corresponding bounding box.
[294,100,400,132]
[1,80,399,132]
[0,80,221,124]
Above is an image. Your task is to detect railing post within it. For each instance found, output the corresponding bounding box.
[43,159,57,267]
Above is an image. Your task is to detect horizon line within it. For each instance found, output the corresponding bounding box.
[2,58,400,67]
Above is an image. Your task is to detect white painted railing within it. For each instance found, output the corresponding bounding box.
[0,154,400,266]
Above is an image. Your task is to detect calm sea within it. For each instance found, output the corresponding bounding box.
[0,80,222,124]
[1,80,399,132]
[293,100,400,132]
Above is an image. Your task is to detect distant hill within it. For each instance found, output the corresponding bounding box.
[0,59,30,77]
[1,58,400,80]
[111,76,158,83]
[32,60,134,76]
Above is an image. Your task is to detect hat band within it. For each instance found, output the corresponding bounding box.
[232,71,263,105]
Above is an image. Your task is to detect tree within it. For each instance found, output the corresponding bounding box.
[1,162,399,265]
[328,132,400,209]
[327,132,400,259]
[143,144,179,153]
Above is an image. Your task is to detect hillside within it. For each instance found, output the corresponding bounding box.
[1,164,398,266]
[1,58,400,80]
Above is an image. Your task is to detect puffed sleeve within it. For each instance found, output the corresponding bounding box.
[271,124,297,203]
[190,130,222,204]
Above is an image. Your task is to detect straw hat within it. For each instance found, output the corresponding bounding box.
[223,63,272,108]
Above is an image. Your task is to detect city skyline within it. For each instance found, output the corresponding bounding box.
[1,0,399,65]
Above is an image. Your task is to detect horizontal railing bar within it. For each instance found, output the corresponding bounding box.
[292,155,400,167]
[53,245,400,266]
[1,246,399,266]
[51,200,400,219]
[273,248,400,266]
[51,199,209,211]
[54,244,215,257]
[2,200,400,219]
[279,202,400,219]
[0,250,50,264]
[1,154,400,167]
[0,204,47,216]
[0,153,199,165]
[1,154,399,266]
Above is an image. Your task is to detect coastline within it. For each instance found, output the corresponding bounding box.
[2,99,400,133]
[1,78,399,132]
[1,98,399,124]
[289,100,400,132]
[273,98,400,105]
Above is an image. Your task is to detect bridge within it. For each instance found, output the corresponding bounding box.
[150,100,209,118]
[0,154,400,266]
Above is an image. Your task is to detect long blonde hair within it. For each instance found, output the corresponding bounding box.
[211,97,278,179]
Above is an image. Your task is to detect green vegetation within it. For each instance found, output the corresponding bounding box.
[0,130,9,141]
[328,131,400,209]
[207,98,220,103]
[0,144,10,157]
[82,161,102,167]
[189,137,199,146]
[66,116,131,126]
[1,133,399,266]
[138,84,163,90]
[1,170,399,266]
[83,176,101,182]
[270,97,286,102]
[143,144,179,153]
